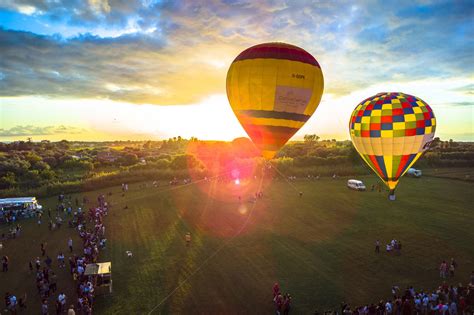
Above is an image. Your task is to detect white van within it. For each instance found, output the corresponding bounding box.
[347,179,366,191]
[407,168,422,177]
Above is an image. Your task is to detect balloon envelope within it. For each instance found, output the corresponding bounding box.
[349,92,436,191]
[226,42,324,159]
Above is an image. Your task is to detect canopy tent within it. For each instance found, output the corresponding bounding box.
[85,262,112,295]
[84,262,111,276]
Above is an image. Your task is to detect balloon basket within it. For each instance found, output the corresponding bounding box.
[388,190,396,201]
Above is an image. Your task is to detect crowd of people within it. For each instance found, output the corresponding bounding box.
[273,282,292,315]
[375,239,403,255]
[319,273,474,315]
[2,193,110,314]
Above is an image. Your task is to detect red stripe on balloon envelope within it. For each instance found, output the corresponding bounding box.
[233,43,320,68]
[241,124,300,150]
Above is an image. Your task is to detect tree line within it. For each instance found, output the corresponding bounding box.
[0,136,472,197]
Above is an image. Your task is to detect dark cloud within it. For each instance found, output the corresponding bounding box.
[0,0,472,104]
[0,125,86,136]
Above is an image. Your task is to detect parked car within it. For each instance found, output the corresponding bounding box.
[347,179,366,191]
[407,168,422,177]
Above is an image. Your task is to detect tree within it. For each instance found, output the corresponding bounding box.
[0,172,17,189]
[120,153,139,166]
[304,134,320,143]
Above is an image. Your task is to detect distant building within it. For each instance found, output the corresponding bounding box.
[97,151,118,163]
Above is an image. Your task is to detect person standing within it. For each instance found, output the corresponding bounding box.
[2,255,8,272]
[283,293,292,315]
[68,238,73,253]
[439,261,448,278]
[41,299,48,315]
[58,292,66,313]
[41,243,46,256]
[375,240,380,253]
[67,304,76,315]
[185,232,191,247]
[272,282,280,300]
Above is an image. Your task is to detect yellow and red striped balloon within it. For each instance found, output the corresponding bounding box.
[226,42,324,159]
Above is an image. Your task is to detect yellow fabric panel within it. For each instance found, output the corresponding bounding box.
[387,180,398,190]
[371,137,383,156]
[227,58,323,115]
[237,64,251,110]
[384,155,393,178]
[382,104,392,110]
[381,138,393,155]
[381,130,394,138]
[392,137,406,155]
[262,150,277,160]
[372,110,382,116]
[413,107,422,113]
[352,136,431,156]
[304,66,324,115]
[393,122,405,130]
[405,114,416,122]
[239,117,305,129]
[361,116,371,124]
[412,135,426,154]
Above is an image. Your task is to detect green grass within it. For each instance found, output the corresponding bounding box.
[423,167,474,181]
[1,172,473,314]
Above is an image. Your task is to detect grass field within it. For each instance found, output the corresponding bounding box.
[423,167,474,181]
[1,172,473,314]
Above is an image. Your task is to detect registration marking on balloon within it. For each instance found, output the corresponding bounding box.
[349,92,436,196]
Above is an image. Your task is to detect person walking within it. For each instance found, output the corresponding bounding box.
[68,238,73,253]
[41,299,48,315]
[375,240,380,253]
[67,304,76,315]
[439,261,448,278]
[185,232,191,247]
[2,255,9,272]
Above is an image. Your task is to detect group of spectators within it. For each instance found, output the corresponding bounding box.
[322,273,474,315]
[65,194,109,314]
[440,260,458,279]
[3,193,110,314]
[374,239,402,255]
[273,282,292,315]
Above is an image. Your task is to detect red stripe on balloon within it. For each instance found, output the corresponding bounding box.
[233,43,320,68]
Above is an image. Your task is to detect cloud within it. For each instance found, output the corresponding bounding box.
[0,125,87,137]
[0,0,473,105]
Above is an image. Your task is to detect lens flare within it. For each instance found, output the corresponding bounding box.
[238,204,247,215]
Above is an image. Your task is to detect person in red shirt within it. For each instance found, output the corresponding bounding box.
[273,282,280,298]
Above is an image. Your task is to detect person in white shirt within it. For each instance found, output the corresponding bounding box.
[385,301,393,314]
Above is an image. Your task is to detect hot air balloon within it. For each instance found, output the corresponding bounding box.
[226,42,324,159]
[349,92,436,199]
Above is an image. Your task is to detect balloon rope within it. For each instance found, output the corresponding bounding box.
[146,170,265,314]
[268,160,300,193]
[108,162,256,207]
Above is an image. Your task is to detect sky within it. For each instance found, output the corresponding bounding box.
[0,0,473,142]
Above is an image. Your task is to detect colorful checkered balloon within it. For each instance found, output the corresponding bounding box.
[349,92,436,194]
